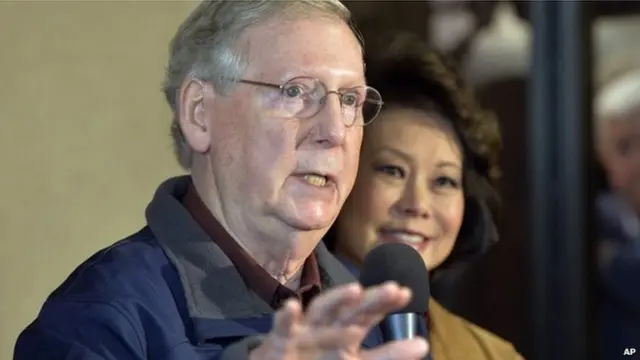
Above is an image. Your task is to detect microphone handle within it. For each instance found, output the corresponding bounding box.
[379,313,432,360]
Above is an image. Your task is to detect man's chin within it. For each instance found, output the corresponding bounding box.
[282,215,334,232]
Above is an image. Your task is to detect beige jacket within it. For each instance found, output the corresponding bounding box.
[428,300,525,360]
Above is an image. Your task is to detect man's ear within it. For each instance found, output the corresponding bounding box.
[178,79,211,154]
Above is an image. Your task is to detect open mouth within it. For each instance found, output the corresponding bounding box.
[378,229,429,248]
[295,171,339,189]
[301,173,328,187]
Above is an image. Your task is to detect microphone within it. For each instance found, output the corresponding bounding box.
[359,243,432,360]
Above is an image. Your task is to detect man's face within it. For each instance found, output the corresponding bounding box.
[195,16,365,245]
[599,113,640,210]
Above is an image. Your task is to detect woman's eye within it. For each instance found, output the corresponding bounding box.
[375,165,405,178]
[434,176,460,188]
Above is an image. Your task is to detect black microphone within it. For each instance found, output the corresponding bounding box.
[359,243,432,360]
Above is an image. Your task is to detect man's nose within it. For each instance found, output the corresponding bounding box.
[313,94,347,147]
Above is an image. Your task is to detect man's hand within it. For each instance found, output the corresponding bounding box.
[250,281,429,360]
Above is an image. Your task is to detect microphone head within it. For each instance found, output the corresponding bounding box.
[359,243,430,314]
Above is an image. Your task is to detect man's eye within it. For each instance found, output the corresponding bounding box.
[617,138,640,157]
[341,93,359,107]
[283,85,306,99]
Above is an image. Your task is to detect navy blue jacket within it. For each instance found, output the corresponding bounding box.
[14,176,383,359]
[595,193,640,358]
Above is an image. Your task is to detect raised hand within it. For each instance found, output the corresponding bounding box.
[250,281,429,360]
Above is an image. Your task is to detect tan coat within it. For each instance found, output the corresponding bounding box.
[428,300,525,360]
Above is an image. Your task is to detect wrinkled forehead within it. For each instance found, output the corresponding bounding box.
[238,15,365,87]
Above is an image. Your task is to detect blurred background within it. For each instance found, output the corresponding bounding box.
[1,1,639,359]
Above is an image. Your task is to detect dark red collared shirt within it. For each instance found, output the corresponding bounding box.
[182,183,321,309]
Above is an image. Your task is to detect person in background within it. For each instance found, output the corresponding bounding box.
[594,67,640,359]
[324,32,525,359]
[13,2,430,359]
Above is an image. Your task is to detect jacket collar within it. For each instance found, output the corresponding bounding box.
[145,176,362,343]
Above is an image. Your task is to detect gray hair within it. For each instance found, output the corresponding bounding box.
[594,68,640,140]
[163,0,359,170]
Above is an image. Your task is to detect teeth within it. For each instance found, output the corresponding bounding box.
[303,174,327,187]
[389,231,424,244]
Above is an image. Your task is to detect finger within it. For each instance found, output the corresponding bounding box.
[335,282,411,328]
[295,325,364,350]
[271,299,302,338]
[305,283,362,326]
[361,338,429,360]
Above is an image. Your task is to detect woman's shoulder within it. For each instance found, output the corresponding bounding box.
[429,300,524,360]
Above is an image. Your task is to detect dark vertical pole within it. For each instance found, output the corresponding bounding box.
[528,1,593,360]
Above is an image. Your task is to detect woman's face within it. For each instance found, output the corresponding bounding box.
[335,107,465,271]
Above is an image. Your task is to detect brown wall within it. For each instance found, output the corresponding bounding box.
[344,1,431,40]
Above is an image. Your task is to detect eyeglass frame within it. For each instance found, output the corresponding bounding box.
[231,76,384,126]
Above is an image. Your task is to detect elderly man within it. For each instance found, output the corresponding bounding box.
[14,1,429,359]
[594,67,640,360]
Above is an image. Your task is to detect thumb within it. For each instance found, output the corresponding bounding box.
[271,299,302,338]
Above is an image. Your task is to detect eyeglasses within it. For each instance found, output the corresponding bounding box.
[237,76,383,126]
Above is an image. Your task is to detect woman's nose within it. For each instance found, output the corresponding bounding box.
[396,184,431,219]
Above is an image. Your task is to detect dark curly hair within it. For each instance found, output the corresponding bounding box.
[325,31,503,282]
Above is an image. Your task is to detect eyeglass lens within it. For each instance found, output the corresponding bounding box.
[279,77,382,125]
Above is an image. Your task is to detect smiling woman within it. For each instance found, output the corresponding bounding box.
[323,32,523,359]
[338,105,466,271]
